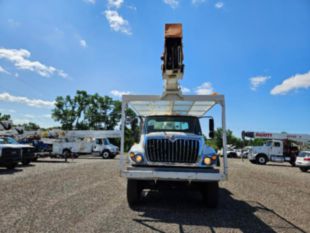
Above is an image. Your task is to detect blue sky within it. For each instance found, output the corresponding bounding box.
[0,0,309,137]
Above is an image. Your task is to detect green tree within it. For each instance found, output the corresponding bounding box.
[22,122,40,131]
[0,113,11,121]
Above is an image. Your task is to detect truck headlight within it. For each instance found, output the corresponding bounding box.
[129,152,143,163]
[204,157,211,165]
[135,154,143,163]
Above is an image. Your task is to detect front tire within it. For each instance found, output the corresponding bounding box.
[300,167,309,172]
[6,162,18,170]
[201,182,219,208]
[101,150,111,159]
[127,179,141,209]
[22,160,31,166]
[256,154,268,165]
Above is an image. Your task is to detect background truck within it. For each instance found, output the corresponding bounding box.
[119,24,228,209]
[52,130,120,159]
[0,121,21,169]
[0,123,35,166]
[242,131,310,165]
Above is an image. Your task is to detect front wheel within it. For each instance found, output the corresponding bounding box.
[22,160,31,166]
[256,154,268,165]
[300,167,309,172]
[6,162,18,170]
[101,150,111,159]
[201,182,219,208]
[127,179,141,209]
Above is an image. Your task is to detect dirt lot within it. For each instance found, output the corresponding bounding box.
[0,156,309,233]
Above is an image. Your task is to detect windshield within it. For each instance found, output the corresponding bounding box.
[298,151,310,157]
[0,137,18,144]
[144,116,201,134]
[104,138,110,145]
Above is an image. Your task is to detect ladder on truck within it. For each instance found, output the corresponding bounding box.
[64,130,121,139]
[242,131,310,145]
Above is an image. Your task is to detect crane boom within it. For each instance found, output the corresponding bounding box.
[242,131,310,144]
[161,23,184,96]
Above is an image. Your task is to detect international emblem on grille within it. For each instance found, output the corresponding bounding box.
[167,135,177,143]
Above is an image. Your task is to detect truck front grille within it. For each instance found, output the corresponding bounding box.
[146,138,199,163]
[1,148,21,160]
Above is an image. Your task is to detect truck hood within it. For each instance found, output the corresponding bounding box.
[252,146,267,153]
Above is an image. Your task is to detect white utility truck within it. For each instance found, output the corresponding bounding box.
[119,24,228,209]
[52,130,120,159]
[242,131,310,165]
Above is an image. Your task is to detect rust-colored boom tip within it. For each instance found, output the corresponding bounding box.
[165,24,182,38]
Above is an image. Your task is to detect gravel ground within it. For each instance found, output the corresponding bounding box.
[0,156,309,233]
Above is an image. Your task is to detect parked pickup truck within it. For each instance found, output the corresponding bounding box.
[0,137,35,167]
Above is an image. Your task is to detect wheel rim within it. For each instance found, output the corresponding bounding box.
[103,152,109,158]
[259,157,265,164]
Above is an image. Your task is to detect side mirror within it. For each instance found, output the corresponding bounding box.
[209,118,214,138]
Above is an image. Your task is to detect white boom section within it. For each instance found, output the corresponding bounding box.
[65,130,121,139]
[243,131,310,144]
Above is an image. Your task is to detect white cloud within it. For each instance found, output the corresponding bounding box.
[110,90,131,98]
[0,65,10,75]
[84,0,96,4]
[80,39,87,48]
[196,82,214,95]
[271,71,310,95]
[250,76,270,91]
[192,0,206,5]
[0,48,68,78]
[0,92,55,108]
[104,10,131,35]
[181,86,191,93]
[215,2,224,9]
[108,0,124,9]
[163,0,179,9]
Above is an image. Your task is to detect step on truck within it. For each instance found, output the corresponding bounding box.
[119,24,228,209]
[242,131,310,166]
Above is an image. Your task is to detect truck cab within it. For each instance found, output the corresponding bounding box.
[93,138,119,159]
[248,139,297,165]
[129,115,217,167]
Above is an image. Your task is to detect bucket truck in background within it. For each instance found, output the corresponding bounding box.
[242,131,310,166]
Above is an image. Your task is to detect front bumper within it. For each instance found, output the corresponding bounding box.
[122,166,226,182]
[21,148,35,161]
[295,161,310,168]
[0,148,21,165]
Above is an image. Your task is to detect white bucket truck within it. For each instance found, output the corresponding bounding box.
[119,24,228,209]
[52,130,120,159]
